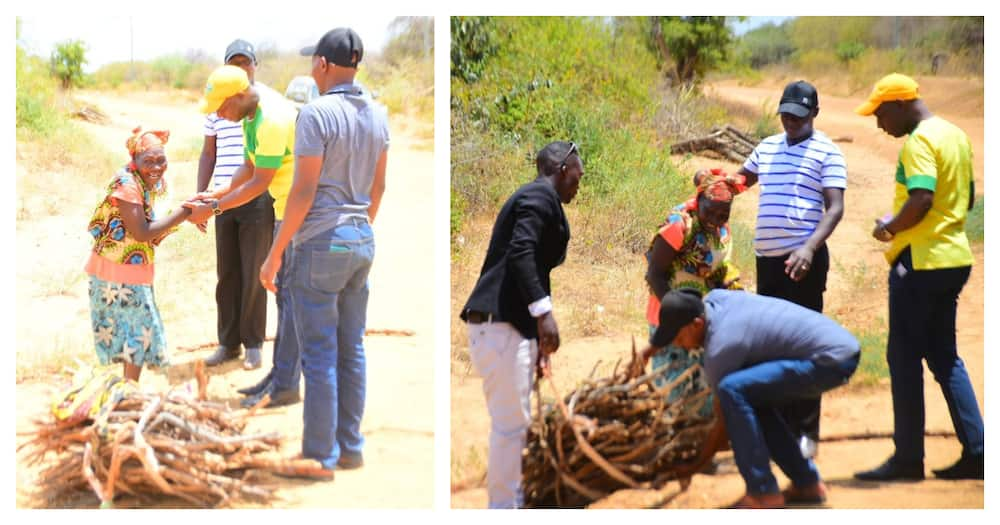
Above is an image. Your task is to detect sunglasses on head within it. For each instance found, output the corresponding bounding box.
[560,141,578,171]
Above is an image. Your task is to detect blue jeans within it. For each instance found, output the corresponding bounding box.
[289,220,374,469]
[887,248,983,462]
[716,354,858,494]
[271,221,302,392]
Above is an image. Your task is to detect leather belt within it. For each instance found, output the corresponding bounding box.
[465,311,493,324]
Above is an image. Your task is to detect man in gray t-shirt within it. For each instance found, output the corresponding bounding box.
[641,288,859,508]
[259,27,389,479]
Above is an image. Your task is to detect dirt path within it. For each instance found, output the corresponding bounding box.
[450,77,984,508]
[16,90,434,508]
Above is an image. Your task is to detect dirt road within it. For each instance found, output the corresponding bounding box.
[15,89,435,508]
[450,77,984,508]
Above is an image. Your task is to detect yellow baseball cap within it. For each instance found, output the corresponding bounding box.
[855,73,920,116]
[199,65,250,114]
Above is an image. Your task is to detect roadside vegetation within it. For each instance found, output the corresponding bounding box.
[450,16,984,386]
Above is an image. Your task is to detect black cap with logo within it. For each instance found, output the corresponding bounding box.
[650,288,706,348]
[301,28,363,68]
[777,80,819,118]
[225,39,257,64]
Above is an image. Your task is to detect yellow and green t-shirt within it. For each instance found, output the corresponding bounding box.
[886,116,974,270]
[243,94,297,219]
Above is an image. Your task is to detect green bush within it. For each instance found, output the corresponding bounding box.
[451,17,697,261]
[16,44,61,135]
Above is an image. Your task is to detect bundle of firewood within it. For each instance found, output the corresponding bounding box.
[669,125,757,163]
[18,368,288,508]
[522,350,717,508]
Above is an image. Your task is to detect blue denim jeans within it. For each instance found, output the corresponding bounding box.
[887,248,983,462]
[289,220,374,469]
[271,221,302,392]
[716,354,858,494]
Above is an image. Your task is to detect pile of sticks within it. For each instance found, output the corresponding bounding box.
[669,125,757,163]
[522,348,716,508]
[19,387,285,508]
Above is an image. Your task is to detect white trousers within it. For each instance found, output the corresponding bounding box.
[467,321,538,509]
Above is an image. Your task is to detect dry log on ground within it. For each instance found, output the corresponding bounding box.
[18,387,289,508]
[522,345,717,508]
[669,125,757,163]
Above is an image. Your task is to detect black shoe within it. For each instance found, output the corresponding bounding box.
[854,456,925,481]
[237,371,273,396]
[337,453,364,470]
[205,345,241,367]
[933,452,984,480]
[243,346,262,370]
[240,386,301,408]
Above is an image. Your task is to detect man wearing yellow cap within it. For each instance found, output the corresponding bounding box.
[853,73,983,481]
[187,65,303,409]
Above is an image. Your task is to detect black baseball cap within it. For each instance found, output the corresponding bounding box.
[777,80,819,118]
[301,28,363,68]
[225,39,256,64]
[650,288,705,348]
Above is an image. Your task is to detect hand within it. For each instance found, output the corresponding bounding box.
[537,311,560,356]
[784,245,815,282]
[189,190,218,203]
[536,352,551,380]
[872,219,894,243]
[183,200,215,224]
[721,276,741,289]
[259,251,282,293]
[194,221,208,233]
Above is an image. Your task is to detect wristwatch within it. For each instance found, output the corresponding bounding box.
[212,200,223,216]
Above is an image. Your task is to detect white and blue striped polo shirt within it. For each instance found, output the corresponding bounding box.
[743,131,847,256]
[204,113,245,190]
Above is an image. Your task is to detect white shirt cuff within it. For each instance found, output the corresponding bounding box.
[528,296,553,318]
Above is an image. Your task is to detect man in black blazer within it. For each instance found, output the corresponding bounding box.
[460,141,583,508]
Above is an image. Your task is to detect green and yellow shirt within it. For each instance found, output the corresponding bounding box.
[886,116,974,270]
[243,93,297,219]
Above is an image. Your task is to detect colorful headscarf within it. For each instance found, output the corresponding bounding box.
[685,168,747,210]
[126,126,170,159]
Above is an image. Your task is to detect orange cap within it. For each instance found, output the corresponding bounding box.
[855,73,920,116]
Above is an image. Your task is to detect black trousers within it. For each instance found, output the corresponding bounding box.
[215,192,275,349]
[756,243,829,442]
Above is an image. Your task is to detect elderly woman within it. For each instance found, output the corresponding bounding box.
[85,127,193,381]
[644,168,746,415]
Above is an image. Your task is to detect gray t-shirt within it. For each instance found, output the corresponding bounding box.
[701,290,860,388]
[293,82,390,243]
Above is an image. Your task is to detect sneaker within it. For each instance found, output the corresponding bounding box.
[854,456,924,481]
[932,452,984,480]
[237,371,273,396]
[240,386,301,408]
[337,453,364,470]
[782,481,827,504]
[243,346,262,370]
[205,345,240,367]
[728,492,785,509]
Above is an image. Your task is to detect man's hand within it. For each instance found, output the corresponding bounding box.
[537,311,560,356]
[784,245,815,282]
[183,200,215,224]
[536,352,551,381]
[189,190,219,202]
[259,251,282,294]
[872,218,894,243]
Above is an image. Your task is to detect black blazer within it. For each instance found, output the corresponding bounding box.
[461,180,570,339]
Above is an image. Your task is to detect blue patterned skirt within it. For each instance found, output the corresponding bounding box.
[648,324,713,419]
[88,275,168,368]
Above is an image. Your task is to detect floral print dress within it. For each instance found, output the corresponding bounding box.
[85,168,168,368]
[645,201,741,418]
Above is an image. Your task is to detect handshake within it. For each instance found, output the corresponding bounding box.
[180,191,222,232]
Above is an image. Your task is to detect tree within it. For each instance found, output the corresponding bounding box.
[51,39,87,89]
[648,17,732,85]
